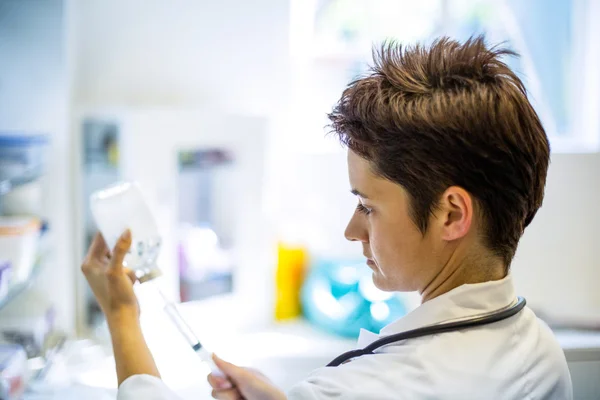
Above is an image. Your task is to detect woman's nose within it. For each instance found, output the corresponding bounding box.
[345,212,368,243]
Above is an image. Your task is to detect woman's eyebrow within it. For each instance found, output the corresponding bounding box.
[351,189,369,199]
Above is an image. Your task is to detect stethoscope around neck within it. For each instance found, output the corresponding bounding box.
[326,296,527,367]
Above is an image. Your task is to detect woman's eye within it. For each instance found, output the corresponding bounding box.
[356,203,372,215]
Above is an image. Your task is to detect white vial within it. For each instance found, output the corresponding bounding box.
[90,181,162,282]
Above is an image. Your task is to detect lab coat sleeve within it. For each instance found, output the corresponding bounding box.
[117,374,183,400]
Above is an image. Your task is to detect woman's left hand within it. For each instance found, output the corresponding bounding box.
[81,230,140,321]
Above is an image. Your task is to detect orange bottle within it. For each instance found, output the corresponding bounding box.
[275,243,308,320]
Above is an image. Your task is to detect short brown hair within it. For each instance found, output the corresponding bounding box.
[330,36,550,268]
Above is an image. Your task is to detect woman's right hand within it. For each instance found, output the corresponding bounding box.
[208,354,287,400]
[81,230,140,322]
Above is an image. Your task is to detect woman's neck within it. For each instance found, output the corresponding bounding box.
[419,250,505,303]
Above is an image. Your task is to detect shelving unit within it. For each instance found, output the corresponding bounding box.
[0,171,46,311]
[0,258,43,311]
[0,173,39,197]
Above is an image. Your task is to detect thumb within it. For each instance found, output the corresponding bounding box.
[123,267,138,284]
[111,229,132,271]
[212,354,247,382]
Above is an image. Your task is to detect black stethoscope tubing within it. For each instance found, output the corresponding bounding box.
[327,296,527,367]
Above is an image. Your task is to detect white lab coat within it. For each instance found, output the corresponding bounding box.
[118,276,573,399]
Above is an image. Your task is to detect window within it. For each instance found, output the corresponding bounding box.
[290,0,600,153]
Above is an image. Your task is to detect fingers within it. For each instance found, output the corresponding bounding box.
[87,233,110,260]
[208,373,233,390]
[124,268,138,284]
[212,354,245,382]
[110,229,132,272]
[82,233,110,276]
[208,364,236,399]
[211,388,243,400]
[209,356,282,400]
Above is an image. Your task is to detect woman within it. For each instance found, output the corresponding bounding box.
[82,36,572,399]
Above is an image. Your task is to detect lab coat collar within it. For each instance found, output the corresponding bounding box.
[357,275,516,348]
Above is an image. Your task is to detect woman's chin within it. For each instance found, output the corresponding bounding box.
[371,272,394,292]
[372,271,416,292]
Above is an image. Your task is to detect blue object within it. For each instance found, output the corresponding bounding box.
[301,259,407,338]
[0,133,48,181]
[0,134,48,146]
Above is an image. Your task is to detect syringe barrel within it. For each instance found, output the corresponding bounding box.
[163,302,200,348]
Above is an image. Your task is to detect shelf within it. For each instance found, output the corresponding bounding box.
[0,257,43,312]
[0,173,39,196]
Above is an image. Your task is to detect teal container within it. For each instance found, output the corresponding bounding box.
[301,259,407,338]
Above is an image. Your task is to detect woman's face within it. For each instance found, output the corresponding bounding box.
[345,150,442,292]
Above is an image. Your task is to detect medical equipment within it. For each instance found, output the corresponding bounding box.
[90,182,162,283]
[90,182,224,376]
[154,284,222,375]
[327,296,526,367]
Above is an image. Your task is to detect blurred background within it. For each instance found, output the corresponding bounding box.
[0,0,599,399]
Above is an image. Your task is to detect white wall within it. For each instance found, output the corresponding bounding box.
[0,0,65,128]
[0,0,74,330]
[71,0,290,114]
[512,154,600,321]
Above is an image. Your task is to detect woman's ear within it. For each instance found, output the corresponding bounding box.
[437,186,473,241]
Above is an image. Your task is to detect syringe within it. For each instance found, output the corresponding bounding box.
[156,286,225,377]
